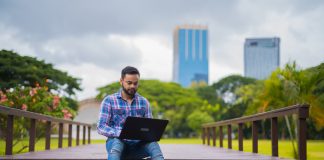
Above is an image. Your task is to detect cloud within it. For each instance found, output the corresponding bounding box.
[0,23,36,56]
[1,0,324,99]
[38,34,142,69]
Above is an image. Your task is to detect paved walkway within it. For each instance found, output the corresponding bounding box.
[1,144,288,160]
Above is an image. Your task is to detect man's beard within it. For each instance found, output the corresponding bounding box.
[122,84,137,97]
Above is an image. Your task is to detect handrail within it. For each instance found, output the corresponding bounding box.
[0,105,92,155]
[201,104,309,160]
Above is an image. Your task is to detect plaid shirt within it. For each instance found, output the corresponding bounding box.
[97,90,153,138]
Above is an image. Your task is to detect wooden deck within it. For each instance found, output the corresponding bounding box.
[1,144,288,160]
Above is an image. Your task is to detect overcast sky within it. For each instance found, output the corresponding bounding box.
[1,0,323,100]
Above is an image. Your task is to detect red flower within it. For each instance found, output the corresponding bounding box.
[0,94,8,103]
[21,104,28,111]
[53,95,60,109]
[29,88,37,96]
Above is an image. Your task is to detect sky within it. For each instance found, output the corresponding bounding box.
[0,0,323,100]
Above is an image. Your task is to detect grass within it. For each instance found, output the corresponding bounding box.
[1,138,324,160]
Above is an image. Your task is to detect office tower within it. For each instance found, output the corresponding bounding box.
[173,25,209,87]
[244,37,280,80]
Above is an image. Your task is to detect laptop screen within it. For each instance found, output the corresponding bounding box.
[119,116,169,142]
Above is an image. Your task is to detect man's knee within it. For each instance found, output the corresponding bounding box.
[107,138,125,157]
[145,142,164,160]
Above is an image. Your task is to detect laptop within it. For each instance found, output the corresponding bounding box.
[119,116,169,142]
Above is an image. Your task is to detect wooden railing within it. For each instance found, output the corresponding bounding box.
[0,105,92,155]
[202,104,309,160]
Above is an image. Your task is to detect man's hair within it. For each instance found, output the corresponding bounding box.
[121,66,140,79]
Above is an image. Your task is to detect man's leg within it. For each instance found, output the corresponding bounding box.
[143,142,164,160]
[106,138,125,160]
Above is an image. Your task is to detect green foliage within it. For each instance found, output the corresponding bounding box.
[187,110,214,134]
[0,50,81,96]
[96,79,217,137]
[96,62,324,139]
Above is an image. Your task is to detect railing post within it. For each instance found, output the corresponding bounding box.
[68,124,72,147]
[212,127,216,147]
[238,123,243,151]
[83,125,86,145]
[45,121,51,150]
[207,127,210,146]
[58,123,63,148]
[202,127,206,145]
[271,117,278,157]
[88,126,91,144]
[298,106,309,160]
[6,115,14,155]
[252,121,258,153]
[76,125,80,146]
[219,126,223,148]
[227,124,232,149]
[29,118,36,152]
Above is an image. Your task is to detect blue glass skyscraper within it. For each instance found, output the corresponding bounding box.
[244,37,280,80]
[173,25,209,87]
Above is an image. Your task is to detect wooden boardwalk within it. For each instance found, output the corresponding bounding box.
[1,144,288,160]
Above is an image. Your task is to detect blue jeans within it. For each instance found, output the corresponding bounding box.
[106,138,164,160]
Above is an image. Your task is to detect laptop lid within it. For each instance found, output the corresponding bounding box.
[119,116,169,142]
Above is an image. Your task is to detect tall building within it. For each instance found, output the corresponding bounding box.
[244,37,280,79]
[173,25,209,87]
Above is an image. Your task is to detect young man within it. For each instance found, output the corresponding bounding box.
[97,66,164,160]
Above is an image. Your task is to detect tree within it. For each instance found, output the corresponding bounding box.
[187,110,214,135]
[211,75,256,120]
[96,79,211,137]
[0,50,81,97]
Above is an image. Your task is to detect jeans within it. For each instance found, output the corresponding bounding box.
[106,138,164,160]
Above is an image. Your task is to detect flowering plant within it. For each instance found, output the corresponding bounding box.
[0,84,75,119]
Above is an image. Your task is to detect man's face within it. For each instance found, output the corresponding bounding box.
[120,74,139,97]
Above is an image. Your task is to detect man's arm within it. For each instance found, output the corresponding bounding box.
[97,97,121,137]
[144,99,153,118]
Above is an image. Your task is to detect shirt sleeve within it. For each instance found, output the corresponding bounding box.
[97,97,121,137]
[145,99,153,118]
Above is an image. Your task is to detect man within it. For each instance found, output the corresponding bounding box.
[97,66,164,160]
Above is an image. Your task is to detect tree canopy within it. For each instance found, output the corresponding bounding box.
[0,50,81,96]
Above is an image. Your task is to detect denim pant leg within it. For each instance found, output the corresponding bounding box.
[143,142,164,160]
[106,138,125,160]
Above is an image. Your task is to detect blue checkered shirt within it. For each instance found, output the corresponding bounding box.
[97,90,153,138]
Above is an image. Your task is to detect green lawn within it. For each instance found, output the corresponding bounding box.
[1,138,323,160]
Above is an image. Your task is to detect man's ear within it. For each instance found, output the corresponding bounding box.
[119,78,123,85]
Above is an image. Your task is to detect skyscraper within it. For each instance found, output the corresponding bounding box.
[244,37,280,79]
[173,25,209,87]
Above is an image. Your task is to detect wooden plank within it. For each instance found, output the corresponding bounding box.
[207,127,210,146]
[88,126,91,144]
[68,124,72,147]
[271,117,278,157]
[83,126,86,145]
[252,121,258,153]
[76,125,80,146]
[298,117,307,160]
[5,115,13,155]
[58,123,63,148]
[0,105,90,126]
[29,119,36,152]
[219,126,223,148]
[227,125,232,149]
[45,121,51,150]
[0,144,288,160]
[238,123,243,151]
[203,104,309,127]
[212,127,216,147]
